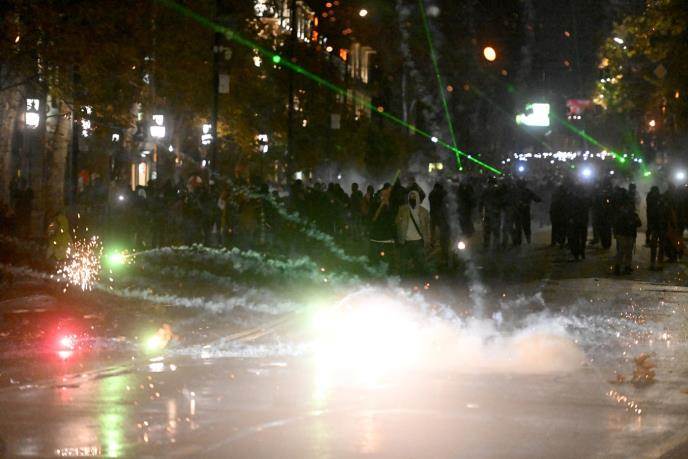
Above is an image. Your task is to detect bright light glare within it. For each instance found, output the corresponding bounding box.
[613,37,624,44]
[57,350,74,360]
[483,46,497,62]
[518,165,525,172]
[358,8,368,17]
[145,324,173,353]
[150,125,166,138]
[146,335,163,352]
[59,335,76,350]
[25,112,40,129]
[581,167,593,178]
[107,251,127,267]
[676,171,686,182]
[516,103,550,127]
[312,292,423,386]
[457,241,467,251]
[56,236,103,291]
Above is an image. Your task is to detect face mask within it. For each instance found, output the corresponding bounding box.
[409,198,417,208]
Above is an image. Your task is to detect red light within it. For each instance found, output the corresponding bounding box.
[57,350,74,360]
[58,335,76,350]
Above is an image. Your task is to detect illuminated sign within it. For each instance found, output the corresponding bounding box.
[516,103,550,127]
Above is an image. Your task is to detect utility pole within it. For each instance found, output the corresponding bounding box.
[286,0,298,178]
[69,70,79,206]
[210,0,220,178]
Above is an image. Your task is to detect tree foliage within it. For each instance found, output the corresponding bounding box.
[595,0,688,143]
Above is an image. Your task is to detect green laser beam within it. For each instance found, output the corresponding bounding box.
[464,62,648,173]
[418,0,461,170]
[549,113,640,167]
[155,0,502,175]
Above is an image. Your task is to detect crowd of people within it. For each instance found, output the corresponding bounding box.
[1,168,685,277]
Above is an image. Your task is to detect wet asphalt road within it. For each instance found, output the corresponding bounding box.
[2,229,688,458]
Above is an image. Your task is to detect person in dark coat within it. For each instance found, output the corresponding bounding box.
[457,179,475,236]
[646,186,665,270]
[550,184,568,247]
[481,177,503,249]
[368,187,397,267]
[613,192,642,275]
[663,183,683,262]
[429,182,450,268]
[566,183,589,261]
[512,179,541,245]
[590,179,614,249]
[349,183,364,240]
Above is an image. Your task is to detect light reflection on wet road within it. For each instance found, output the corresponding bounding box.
[2,232,688,457]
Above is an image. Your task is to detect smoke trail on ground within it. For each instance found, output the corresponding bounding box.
[176,285,588,375]
[133,245,363,287]
[233,186,385,277]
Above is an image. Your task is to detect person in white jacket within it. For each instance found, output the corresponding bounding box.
[395,190,432,275]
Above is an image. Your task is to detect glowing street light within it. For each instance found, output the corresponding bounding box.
[25,98,40,129]
[358,8,368,17]
[675,170,686,182]
[257,134,269,153]
[581,166,593,179]
[613,37,624,44]
[483,46,497,62]
[201,123,212,145]
[150,114,165,138]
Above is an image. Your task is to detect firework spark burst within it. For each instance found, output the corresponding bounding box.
[57,236,103,291]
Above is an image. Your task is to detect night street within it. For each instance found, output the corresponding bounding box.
[3,0,688,457]
[2,229,688,458]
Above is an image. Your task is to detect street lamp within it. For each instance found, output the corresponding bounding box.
[201,123,212,145]
[257,134,269,153]
[150,114,165,138]
[25,99,40,129]
[148,114,165,183]
[483,46,497,62]
[358,8,368,17]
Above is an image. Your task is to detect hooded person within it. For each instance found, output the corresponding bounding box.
[395,190,432,275]
[368,186,397,266]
